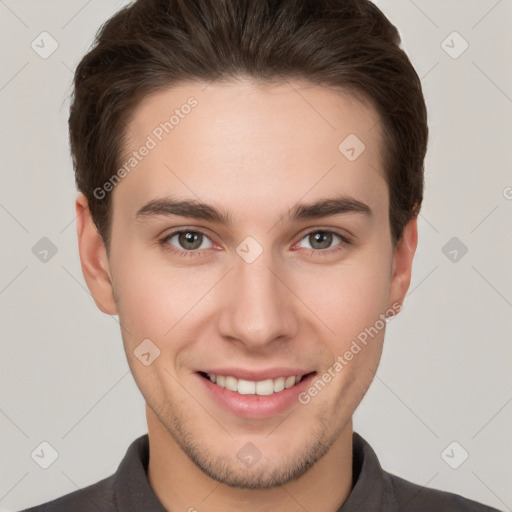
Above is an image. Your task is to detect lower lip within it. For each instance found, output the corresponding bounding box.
[197,372,316,419]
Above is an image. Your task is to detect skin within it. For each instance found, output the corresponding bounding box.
[76,78,417,511]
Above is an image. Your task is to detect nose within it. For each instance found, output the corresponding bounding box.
[216,249,299,349]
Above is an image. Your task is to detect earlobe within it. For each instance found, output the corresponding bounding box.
[75,193,117,315]
[388,215,418,313]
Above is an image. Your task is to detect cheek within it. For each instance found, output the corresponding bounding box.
[292,252,392,341]
[112,262,201,394]
[111,246,216,343]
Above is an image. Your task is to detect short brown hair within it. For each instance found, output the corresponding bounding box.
[69,0,428,254]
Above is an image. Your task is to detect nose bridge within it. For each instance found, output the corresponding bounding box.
[216,245,297,346]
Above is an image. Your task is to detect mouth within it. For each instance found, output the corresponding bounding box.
[196,371,317,419]
[198,371,314,396]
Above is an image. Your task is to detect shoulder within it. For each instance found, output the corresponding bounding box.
[351,432,502,512]
[17,473,116,512]
[17,434,157,512]
[386,471,503,512]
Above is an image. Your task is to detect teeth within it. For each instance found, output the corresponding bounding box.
[206,373,305,395]
[255,379,274,395]
[238,379,256,394]
[285,376,296,389]
[273,377,285,392]
[225,376,237,392]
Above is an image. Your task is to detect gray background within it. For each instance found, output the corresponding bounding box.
[0,0,511,510]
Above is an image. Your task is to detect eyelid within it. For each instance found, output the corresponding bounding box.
[294,225,353,243]
[160,227,217,250]
[291,228,352,254]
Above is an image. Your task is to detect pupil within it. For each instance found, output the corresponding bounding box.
[180,232,200,249]
[312,232,331,249]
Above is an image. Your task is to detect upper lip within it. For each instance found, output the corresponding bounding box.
[198,368,315,381]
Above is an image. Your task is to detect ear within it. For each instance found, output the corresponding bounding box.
[75,193,117,315]
[388,215,418,314]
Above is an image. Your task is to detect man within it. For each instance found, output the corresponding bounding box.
[21,0,501,510]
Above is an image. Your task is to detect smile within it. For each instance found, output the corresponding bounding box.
[202,372,306,396]
[197,370,317,418]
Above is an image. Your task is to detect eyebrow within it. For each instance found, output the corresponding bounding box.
[135,194,373,225]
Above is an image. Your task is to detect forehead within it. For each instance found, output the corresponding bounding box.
[115,79,388,224]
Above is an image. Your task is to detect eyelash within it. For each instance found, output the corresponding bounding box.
[158,228,352,259]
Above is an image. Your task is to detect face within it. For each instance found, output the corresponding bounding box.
[77,78,416,489]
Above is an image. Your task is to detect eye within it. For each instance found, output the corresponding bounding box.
[159,228,351,258]
[161,229,213,255]
[296,230,350,253]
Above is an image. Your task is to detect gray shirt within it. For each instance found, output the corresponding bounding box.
[20,432,502,511]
